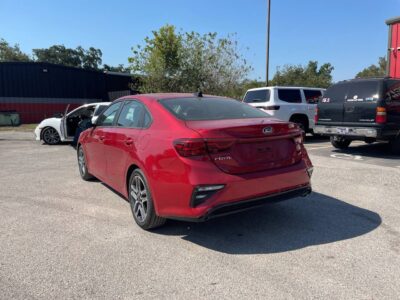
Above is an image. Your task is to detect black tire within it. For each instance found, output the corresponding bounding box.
[128,169,166,230]
[42,127,60,145]
[389,137,400,154]
[77,145,94,180]
[330,136,352,149]
[290,116,309,133]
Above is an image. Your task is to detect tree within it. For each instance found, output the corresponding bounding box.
[128,25,252,98]
[355,56,386,78]
[103,64,129,73]
[33,45,103,70]
[270,61,334,88]
[0,38,31,62]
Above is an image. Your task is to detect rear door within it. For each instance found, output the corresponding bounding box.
[276,88,303,121]
[342,80,381,125]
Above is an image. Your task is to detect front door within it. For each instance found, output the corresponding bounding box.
[85,101,122,180]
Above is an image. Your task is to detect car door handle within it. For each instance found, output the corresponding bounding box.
[124,138,133,146]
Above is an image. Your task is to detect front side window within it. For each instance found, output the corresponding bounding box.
[304,90,322,104]
[97,102,122,126]
[278,89,302,103]
[117,101,151,128]
[160,97,268,121]
[243,90,270,103]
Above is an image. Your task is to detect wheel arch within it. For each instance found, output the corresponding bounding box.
[125,163,161,214]
[289,114,309,130]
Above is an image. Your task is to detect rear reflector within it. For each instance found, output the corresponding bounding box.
[376,107,387,124]
[191,185,225,207]
[314,107,319,124]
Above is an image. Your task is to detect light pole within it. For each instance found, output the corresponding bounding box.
[266,0,271,86]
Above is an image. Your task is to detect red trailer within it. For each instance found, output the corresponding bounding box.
[386,16,400,77]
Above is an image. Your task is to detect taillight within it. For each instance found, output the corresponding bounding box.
[174,138,235,157]
[294,135,303,152]
[173,139,207,157]
[256,105,280,110]
[314,107,319,124]
[376,107,387,124]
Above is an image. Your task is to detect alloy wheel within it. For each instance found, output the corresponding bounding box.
[43,127,60,144]
[130,175,148,222]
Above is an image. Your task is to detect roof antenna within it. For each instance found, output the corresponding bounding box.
[194,91,203,97]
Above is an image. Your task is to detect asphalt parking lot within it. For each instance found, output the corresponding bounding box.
[1,131,400,299]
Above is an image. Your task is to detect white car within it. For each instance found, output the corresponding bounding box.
[243,86,325,133]
[35,102,110,145]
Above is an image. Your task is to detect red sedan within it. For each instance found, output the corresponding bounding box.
[77,93,313,229]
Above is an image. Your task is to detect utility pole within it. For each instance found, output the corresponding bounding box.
[266,0,271,86]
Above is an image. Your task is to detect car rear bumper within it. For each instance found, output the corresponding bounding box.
[314,125,379,138]
[155,157,313,220]
[169,185,312,222]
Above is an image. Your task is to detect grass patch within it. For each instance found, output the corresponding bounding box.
[0,124,38,132]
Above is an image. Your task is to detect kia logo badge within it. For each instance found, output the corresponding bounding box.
[262,126,273,134]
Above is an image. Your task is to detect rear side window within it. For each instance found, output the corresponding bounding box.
[304,90,322,104]
[160,97,268,121]
[278,89,302,103]
[243,90,270,103]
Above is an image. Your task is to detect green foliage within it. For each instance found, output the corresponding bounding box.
[270,61,334,88]
[103,64,129,73]
[355,57,386,78]
[0,38,31,62]
[33,45,102,70]
[128,25,252,98]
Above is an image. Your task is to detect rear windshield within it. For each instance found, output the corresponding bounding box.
[160,97,269,121]
[243,90,270,103]
[323,81,380,103]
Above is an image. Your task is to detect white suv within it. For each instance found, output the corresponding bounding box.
[243,86,325,132]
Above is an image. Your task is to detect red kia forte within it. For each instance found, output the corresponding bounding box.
[77,93,313,229]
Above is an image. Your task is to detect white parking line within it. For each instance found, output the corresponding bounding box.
[306,145,333,151]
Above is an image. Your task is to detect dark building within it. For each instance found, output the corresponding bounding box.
[0,62,136,124]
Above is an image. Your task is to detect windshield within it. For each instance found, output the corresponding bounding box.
[160,97,269,121]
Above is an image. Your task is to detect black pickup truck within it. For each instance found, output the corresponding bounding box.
[314,78,400,153]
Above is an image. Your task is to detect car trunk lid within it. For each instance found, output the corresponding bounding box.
[185,118,303,174]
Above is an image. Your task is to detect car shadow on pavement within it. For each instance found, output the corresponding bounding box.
[332,142,400,160]
[154,192,381,254]
[303,135,329,144]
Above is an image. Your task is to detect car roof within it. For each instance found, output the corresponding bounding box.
[247,86,325,92]
[119,93,225,102]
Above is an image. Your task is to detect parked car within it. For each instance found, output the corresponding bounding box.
[34,102,110,145]
[77,93,313,230]
[243,86,325,133]
[314,78,400,153]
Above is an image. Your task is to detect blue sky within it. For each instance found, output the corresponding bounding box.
[0,0,398,82]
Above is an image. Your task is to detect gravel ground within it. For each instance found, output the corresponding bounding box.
[0,132,399,299]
